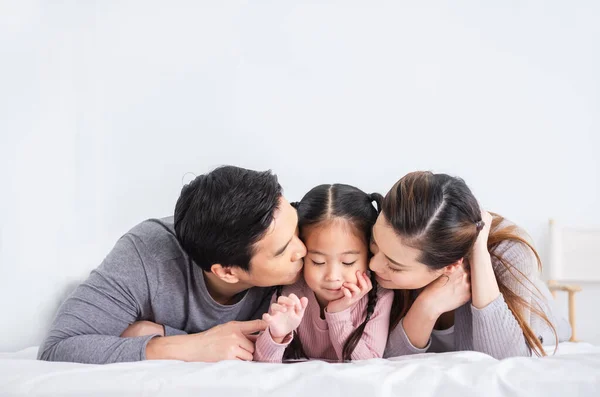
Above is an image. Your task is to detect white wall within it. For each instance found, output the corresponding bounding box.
[1,1,599,352]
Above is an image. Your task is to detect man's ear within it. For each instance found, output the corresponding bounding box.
[441,258,464,275]
[210,264,241,284]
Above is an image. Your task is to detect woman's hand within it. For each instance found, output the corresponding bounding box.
[418,264,471,318]
[473,210,493,252]
[470,210,501,309]
[400,263,470,349]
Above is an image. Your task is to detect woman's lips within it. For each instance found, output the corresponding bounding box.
[375,274,391,282]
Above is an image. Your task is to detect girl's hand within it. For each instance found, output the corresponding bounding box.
[263,293,308,343]
[326,271,372,314]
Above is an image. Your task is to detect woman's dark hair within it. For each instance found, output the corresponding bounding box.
[174,166,282,272]
[283,184,383,361]
[383,171,557,356]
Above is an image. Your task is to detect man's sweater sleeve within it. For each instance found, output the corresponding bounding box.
[37,234,159,364]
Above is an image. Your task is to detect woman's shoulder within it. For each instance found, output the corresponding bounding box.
[493,217,533,239]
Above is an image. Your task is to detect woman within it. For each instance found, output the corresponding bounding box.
[370,171,571,359]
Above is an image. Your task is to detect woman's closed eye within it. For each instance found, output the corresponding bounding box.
[387,264,402,272]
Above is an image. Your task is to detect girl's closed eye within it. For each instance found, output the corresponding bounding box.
[342,261,357,266]
[311,258,325,265]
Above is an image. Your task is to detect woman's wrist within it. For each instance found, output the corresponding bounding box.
[472,234,489,254]
[469,244,500,309]
[402,295,439,349]
[414,292,443,321]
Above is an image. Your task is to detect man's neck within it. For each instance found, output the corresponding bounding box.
[202,270,251,305]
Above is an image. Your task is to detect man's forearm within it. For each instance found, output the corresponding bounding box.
[38,334,158,364]
[145,334,195,361]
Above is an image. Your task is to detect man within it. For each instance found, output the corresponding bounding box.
[38,166,307,364]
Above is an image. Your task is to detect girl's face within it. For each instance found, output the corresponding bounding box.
[302,219,369,306]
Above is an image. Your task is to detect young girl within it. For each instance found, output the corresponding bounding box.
[370,171,571,359]
[253,184,394,363]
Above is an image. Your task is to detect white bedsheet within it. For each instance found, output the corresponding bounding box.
[1,343,599,397]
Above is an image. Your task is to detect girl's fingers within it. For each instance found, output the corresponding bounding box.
[356,272,373,294]
[355,271,367,290]
[342,287,352,299]
[270,303,287,313]
[277,296,295,306]
[344,282,361,295]
[263,313,271,322]
[299,296,309,309]
[364,272,373,290]
[295,297,308,315]
[288,293,301,307]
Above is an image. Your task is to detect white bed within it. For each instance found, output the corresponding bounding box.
[1,343,599,397]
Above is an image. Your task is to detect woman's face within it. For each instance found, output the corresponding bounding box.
[369,214,441,290]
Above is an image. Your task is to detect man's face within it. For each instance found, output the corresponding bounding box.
[237,197,307,287]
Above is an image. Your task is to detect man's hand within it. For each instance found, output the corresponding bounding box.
[145,320,267,362]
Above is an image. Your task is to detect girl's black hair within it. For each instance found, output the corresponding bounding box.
[284,184,382,361]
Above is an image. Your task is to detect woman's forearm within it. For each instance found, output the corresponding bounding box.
[470,243,501,309]
[401,296,439,348]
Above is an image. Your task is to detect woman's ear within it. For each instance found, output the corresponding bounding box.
[442,258,464,275]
